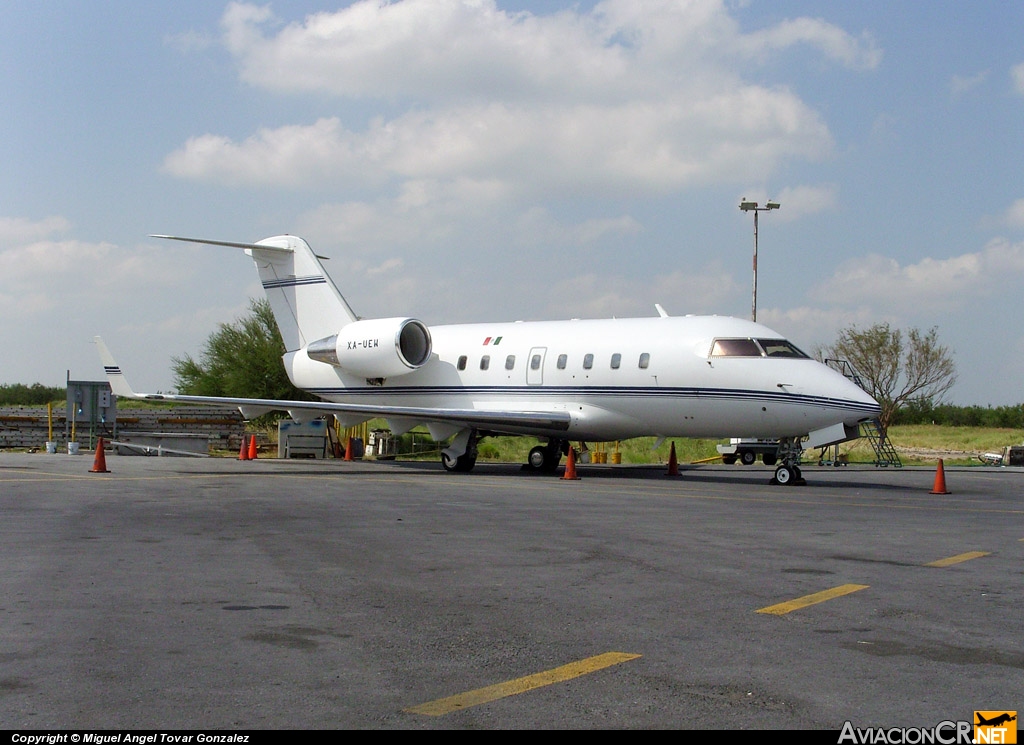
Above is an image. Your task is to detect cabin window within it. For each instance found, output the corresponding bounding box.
[583,353,594,370]
[480,355,490,370]
[710,338,762,357]
[530,354,542,370]
[610,353,621,369]
[505,355,516,370]
[756,339,810,359]
[557,354,567,369]
[457,355,467,371]
[639,353,650,369]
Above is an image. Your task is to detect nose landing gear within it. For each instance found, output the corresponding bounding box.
[771,437,806,486]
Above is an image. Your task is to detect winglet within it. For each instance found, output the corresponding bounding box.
[94,336,140,399]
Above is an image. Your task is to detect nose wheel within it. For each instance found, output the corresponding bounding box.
[772,464,803,485]
[771,438,806,486]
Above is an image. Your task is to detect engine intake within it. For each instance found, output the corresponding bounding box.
[306,317,432,378]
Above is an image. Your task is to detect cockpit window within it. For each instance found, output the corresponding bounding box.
[710,337,811,359]
[710,338,762,357]
[756,339,809,358]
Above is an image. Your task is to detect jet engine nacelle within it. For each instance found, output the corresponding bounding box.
[306,317,432,378]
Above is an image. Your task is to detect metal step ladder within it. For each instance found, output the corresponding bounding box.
[859,417,902,467]
[824,359,902,467]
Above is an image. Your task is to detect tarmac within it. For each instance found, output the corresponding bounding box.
[1,451,1021,729]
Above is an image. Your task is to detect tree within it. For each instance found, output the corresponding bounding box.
[172,298,312,403]
[821,323,957,436]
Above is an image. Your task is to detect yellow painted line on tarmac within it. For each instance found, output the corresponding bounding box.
[404,652,642,716]
[756,583,869,616]
[924,551,990,567]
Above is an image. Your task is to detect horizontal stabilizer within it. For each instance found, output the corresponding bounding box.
[150,235,294,254]
[152,233,354,350]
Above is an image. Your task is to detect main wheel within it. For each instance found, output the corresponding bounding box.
[527,444,562,473]
[774,465,793,485]
[528,445,547,470]
[740,450,757,466]
[441,452,477,472]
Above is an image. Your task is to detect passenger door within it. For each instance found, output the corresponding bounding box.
[527,347,546,386]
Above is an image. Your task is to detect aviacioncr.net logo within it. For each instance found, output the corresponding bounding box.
[838,720,973,744]
[974,712,1017,744]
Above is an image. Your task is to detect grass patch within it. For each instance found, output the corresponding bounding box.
[828,425,1023,466]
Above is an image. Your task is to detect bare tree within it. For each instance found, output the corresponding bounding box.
[821,323,957,437]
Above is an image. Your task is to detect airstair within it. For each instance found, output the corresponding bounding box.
[824,359,902,467]
[859,418,902,467]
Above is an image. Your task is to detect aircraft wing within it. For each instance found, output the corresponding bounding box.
[95,337,571,435]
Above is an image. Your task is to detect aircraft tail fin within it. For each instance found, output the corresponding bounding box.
[94,336,141,399]
[151,234,358,352]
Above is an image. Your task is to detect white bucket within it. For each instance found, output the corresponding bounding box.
[45,441,57,454]
[67,442,81,455]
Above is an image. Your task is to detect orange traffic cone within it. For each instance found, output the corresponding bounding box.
[238,437,249,461]
[930,459,950,494]
[90,436,110,473]
[667,441,679,476]
[561,447,581,480]
[344,436,354,461]
[247,435,258,460]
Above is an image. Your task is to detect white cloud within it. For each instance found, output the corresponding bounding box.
[808,238,1024,313]
[755,304,878,349]
[950,70,988,96]
[1012,62,1024,95]
[0,219,199,319]
[0,215,71,245]
[296,190,643,274]
[164,95,831,194]
[222,0,627,101]
[1004,198,1024,229]
[220,0,878,98]
[164,28,217,54]
[736,17,881,70]
[163,118,359,187]
[513,208,642,247]
[165,1,880,195]
[774,184,838,221]
[544,264,740,320]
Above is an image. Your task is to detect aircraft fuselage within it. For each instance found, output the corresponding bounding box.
[285,314,878,442]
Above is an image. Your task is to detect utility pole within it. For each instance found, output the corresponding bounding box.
[739,199,780,322]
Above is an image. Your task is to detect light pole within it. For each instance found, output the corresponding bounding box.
[739,198,780,323]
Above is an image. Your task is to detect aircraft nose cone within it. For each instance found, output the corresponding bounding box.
[839,376,881,419]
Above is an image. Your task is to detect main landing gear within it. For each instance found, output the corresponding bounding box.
[441,430,479,472]
[440,432,568,474]
[526,439,566,473]
[441,450,477,472]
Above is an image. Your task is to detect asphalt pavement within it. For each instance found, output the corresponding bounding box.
[1,452,1020,729]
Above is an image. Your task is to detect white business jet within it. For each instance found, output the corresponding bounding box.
[97,234,879,484]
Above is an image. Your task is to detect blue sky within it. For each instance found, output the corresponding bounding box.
[2,0,1023,405]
